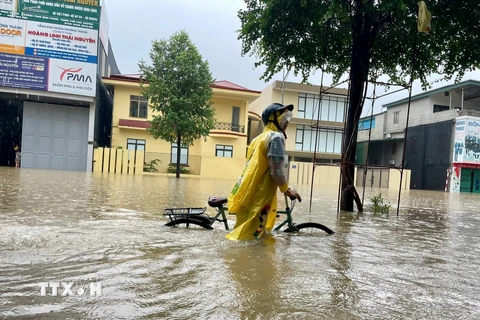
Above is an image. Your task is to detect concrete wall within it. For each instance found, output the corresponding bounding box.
[386,98,428,129]
[288,161,353,187]
[429,91,455,110]
[388,168,411,190]
[249,82,274,115]
[288,161,410,190]
[211,96,246,126]
[201,135,248,180]
[358,112,386,142]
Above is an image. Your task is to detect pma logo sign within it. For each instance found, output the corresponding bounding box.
[57,66,93,83]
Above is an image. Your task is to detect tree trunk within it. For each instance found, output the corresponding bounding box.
[340,1,371,212]
[176,134,181,179]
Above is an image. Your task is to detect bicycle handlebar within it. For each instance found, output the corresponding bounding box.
[284,194,297,202]
[284,191,300,202]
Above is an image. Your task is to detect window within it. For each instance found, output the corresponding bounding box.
[216,145,233,157]
[130,95,148,118]
[127,139,146,152]
[433,104,449,113]
[393,111,400,124]
[171,143,188,165]
[295,125,343,154]
[232,107,240,132]
[297,93,346,122]
[127,139,145,161]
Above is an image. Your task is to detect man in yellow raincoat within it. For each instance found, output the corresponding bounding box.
[226,103,302,240]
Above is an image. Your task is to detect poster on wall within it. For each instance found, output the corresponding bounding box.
[453,118,466,163]
[0,0,100,97]
[463,117,480,163]
[450,166,460,192]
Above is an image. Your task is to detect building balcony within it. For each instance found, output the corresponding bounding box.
[210,122,246,138]
[213,122,245,133]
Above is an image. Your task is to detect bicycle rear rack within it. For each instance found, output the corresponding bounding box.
[163,207,207,222]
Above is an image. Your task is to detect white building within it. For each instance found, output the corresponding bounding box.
[357,80,480,192]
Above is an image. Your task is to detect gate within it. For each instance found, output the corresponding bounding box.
[93,148,144,174]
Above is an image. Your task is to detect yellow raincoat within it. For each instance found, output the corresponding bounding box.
[226,113,290,241]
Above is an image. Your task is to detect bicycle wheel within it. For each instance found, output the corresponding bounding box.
[165,217,213,229]
[284,222,335,235]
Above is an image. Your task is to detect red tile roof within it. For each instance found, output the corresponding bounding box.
[210,80,261,94]
[105,74,261,94]
[119,119,151,129]
[211,80,248,90]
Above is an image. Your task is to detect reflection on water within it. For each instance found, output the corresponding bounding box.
[0,167,479,319]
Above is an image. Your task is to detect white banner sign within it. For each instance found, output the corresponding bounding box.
[48,58,96,96]
[25,21,98,63]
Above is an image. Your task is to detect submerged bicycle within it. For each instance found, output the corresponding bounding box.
[163,194,335,235]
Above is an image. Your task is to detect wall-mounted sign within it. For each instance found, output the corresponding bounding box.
[0,1,100,97]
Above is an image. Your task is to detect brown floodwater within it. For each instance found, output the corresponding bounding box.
[0,167,479,319]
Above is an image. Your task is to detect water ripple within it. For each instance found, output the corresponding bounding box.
[0,168,479,319]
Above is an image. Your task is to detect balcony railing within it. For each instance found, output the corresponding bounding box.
[213,122,245,133]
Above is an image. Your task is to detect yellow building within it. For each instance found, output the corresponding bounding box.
[102,74,260,179]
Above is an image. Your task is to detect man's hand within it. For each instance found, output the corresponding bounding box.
[285,188,302,202]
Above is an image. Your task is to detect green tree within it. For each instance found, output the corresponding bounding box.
[238,0,479,211]
[139,30,216,178]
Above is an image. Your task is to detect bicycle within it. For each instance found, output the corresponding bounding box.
[163,194,335,235]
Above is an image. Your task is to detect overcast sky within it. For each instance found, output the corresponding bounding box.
[103,0,480,115]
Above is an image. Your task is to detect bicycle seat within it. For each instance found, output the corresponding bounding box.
[208,196,228,208]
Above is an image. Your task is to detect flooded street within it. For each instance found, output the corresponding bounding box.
[0,167,479,319]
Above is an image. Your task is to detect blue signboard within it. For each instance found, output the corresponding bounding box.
[0,52,48,91]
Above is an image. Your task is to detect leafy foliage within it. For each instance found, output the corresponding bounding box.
[370,193,392,215]
[238,0,480,211]
[167,165,190,174]
[143,159,162,172]
[138,30,216,177]
[238,0,480,88]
